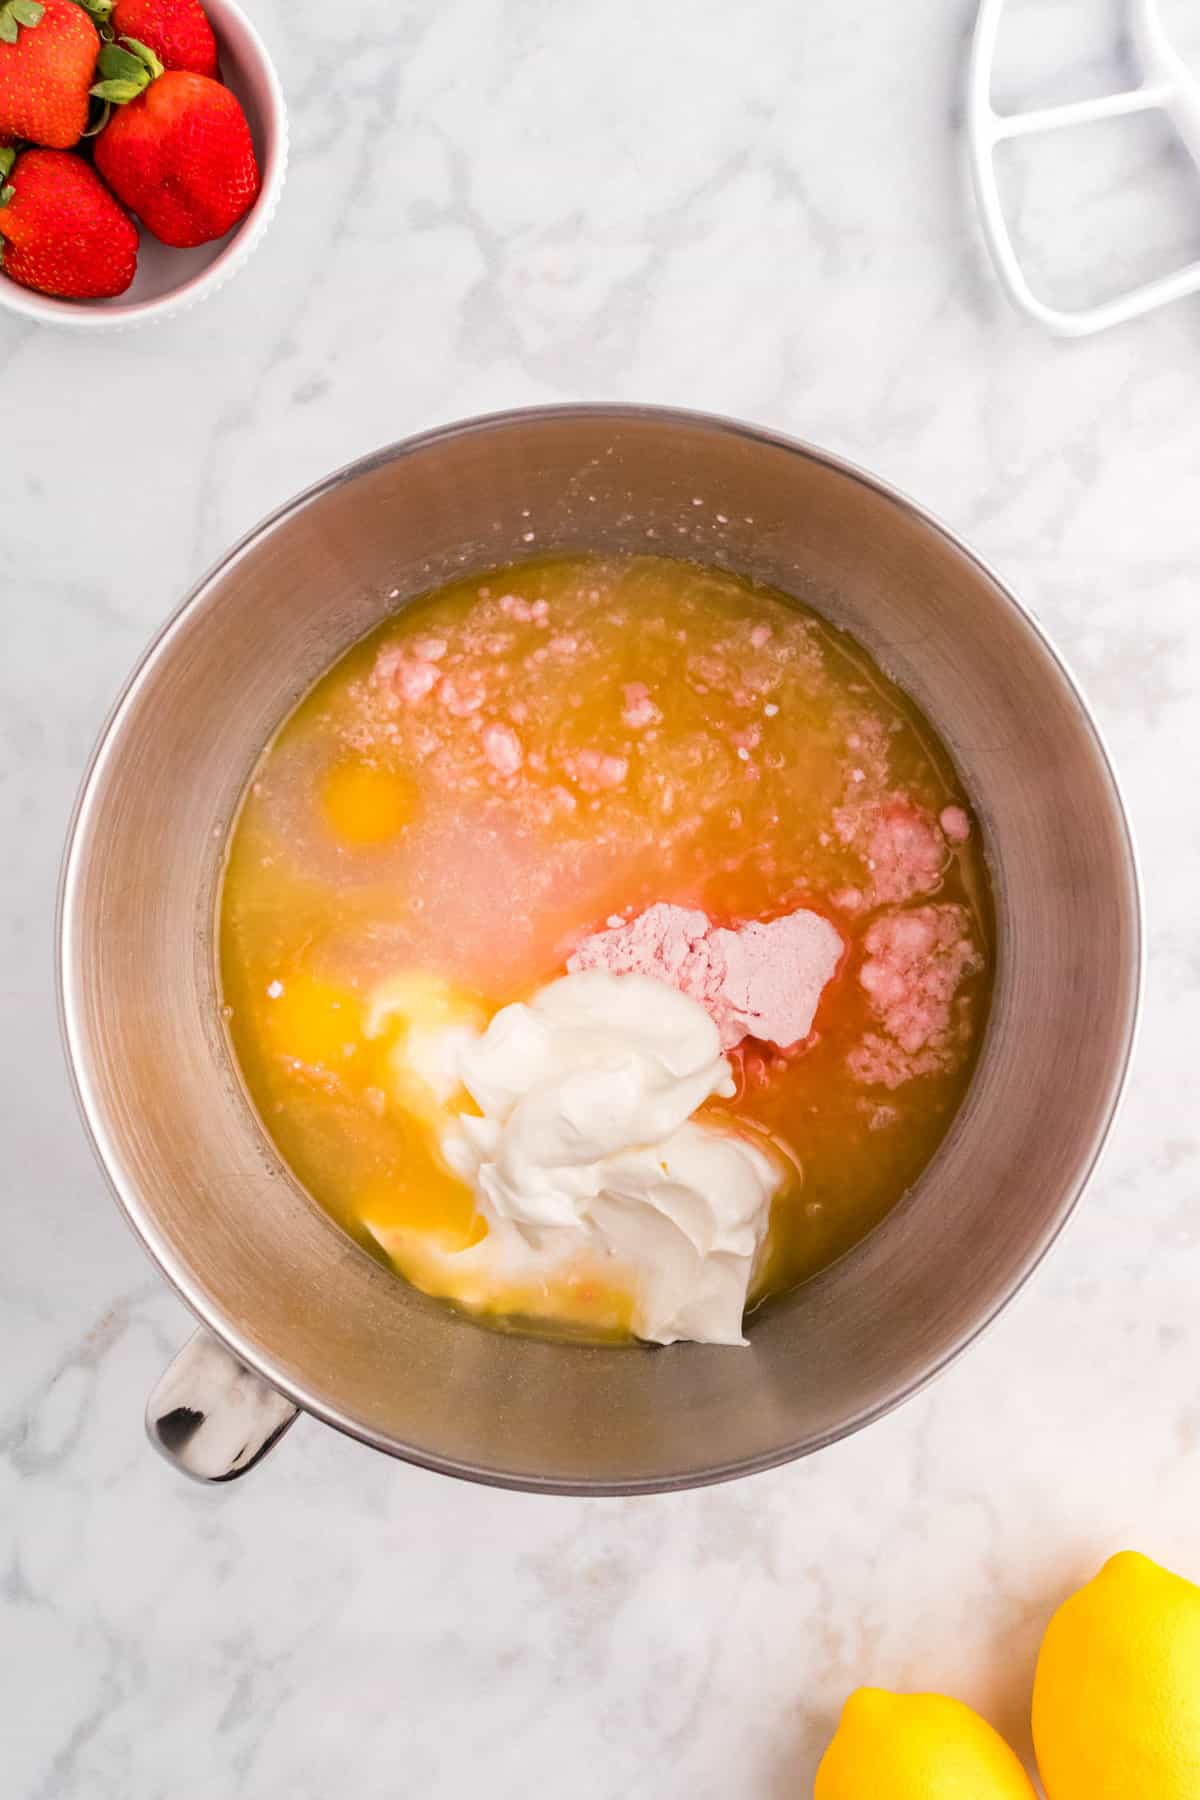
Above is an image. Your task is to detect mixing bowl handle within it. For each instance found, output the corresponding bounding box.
[145,1328,299,1481]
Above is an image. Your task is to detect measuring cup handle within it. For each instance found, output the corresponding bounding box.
[146,1328,299,1481]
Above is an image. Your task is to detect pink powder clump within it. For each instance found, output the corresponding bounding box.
[563,749,629,793]
[848,903,983,1089]
[400,662,441,704]
[498,594,550,625]
[621,682,661,729]
[714,912,844,1048]
[439,672,486,718]
[572,901,723,1005]
[848,1036,944,1088]
[865,798,947,905]
[377,649,440,706]
[940,804,971,845]
[568,901,844,1050]
[483,723,523,776]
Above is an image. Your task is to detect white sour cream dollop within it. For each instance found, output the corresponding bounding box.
[374,969,780,1345]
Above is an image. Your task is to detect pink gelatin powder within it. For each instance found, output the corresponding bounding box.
[568,901,844,1049]
[847,903,983,1089]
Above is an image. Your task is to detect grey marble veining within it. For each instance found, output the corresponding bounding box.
[3,0,1200,1792]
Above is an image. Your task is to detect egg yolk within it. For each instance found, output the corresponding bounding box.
[321,758,415,846]
[358,1166,486,1250]
[265,972,361,1069]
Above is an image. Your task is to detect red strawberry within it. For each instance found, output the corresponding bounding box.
[0,145,137,296]
[0,0,101,150]
[111,0,216,78]
[92,37,258,246]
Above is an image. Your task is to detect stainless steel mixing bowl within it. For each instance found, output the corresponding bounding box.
[58,405,1142,1492]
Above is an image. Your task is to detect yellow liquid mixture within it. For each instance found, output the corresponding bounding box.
[220,556,994,1339]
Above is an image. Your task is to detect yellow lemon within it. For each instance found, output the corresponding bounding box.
[1032,1550,1200,1799]
[815,1689,1037,1798]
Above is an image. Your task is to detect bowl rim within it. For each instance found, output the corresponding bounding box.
[57,402,1146,1493]
[0,0,287,330]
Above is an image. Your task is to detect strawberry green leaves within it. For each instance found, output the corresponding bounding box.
[90,32,160,101]
[0,0,46,45]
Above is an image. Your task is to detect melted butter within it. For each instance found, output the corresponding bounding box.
[219,554,994,1341]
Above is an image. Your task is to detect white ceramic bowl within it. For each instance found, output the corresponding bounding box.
[0,0,287,328]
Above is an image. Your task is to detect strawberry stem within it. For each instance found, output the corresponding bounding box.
[90,33,163,103]
[81,96,112,135]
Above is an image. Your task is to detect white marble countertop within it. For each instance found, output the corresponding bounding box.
[4,0,1200,1792]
